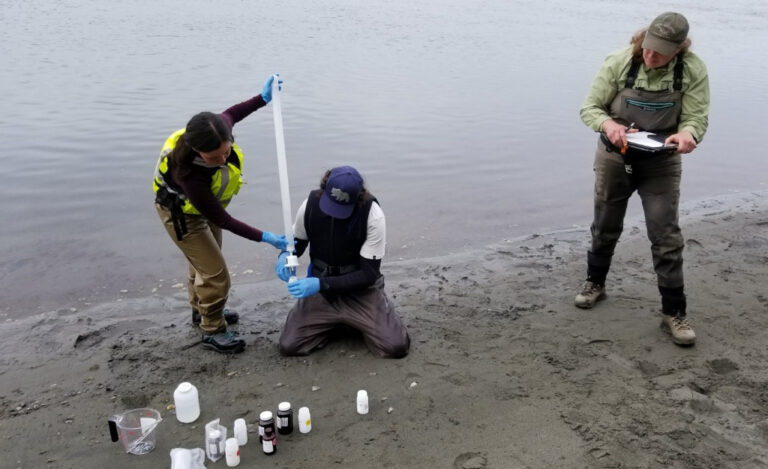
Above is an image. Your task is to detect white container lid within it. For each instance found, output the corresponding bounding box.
[278,402,291,411]
[260,411,273,421]
[176,382,194,393]
[209,429,221,439]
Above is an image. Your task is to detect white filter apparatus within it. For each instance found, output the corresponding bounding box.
[271,74,299,280]
[173,382,200,423]
[205,419,227,462]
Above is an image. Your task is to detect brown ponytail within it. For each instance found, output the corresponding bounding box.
[168,112,232,179]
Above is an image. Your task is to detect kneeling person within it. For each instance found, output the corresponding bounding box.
[276,166,410,358]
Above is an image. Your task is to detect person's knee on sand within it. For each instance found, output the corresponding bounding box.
[278,339,311,357]
[374,335,410,359]
[274,166,411,358]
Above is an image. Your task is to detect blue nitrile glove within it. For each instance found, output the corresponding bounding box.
[261,231,288,250]
[287,277,320,299]
[261,74,283,104]
[275,251,292,282]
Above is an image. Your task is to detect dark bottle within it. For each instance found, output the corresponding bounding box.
[276,401,294,435]
[259,410,277,455]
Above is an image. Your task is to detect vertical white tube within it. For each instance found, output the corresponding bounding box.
[271,75,299,280]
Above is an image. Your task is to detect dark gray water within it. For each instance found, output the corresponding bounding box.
[1,0,766,316]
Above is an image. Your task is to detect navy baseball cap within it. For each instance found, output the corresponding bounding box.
[319,166,363,219]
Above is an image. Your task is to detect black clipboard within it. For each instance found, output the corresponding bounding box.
[600,131,678,154]
[625,131,678,153]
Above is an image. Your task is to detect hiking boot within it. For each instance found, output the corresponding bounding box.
[574,281,605,309]
[660,313,696,346]
[192,308,239,326]
[201,329,246,353]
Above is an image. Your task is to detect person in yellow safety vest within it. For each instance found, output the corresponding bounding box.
[154,74,288,354]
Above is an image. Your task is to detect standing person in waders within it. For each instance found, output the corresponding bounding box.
[575,12,709,346]
[153,75,288,353]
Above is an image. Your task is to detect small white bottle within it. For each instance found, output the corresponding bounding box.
[357,390,369,415]
[298,406,311,433]
[233,418,247,446]
[225,438,240,466]
[173,382,200,423]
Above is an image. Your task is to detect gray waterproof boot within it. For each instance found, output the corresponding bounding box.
[660,312,696,346]
[574,281,605,309]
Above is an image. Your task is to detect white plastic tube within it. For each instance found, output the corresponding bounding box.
[271,75,299,281]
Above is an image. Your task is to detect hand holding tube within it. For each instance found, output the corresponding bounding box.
[275,251,293,282]
[261,74,283,104]
[261,231,288,250]
[287,277,320,298]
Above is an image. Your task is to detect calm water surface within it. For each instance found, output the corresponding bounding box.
[1,0,766,315]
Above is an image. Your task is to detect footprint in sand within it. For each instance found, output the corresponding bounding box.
[706,358,739,374]
[453,452,488,469]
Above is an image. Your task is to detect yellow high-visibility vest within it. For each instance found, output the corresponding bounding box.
[152,129,244,215]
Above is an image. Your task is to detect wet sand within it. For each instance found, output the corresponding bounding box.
[1,191,767,469]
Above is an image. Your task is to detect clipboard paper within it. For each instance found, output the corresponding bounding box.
[626,131,677,152]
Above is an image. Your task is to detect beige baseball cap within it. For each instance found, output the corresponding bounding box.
[642,12,689,56]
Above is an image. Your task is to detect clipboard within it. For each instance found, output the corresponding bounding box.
[625,131,678,153]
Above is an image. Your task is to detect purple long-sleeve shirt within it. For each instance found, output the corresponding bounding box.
[171,95,267,241]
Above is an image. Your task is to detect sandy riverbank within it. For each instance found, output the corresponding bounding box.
[1,191,767,469]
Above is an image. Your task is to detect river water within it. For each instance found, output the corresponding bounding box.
[1,0,766,316]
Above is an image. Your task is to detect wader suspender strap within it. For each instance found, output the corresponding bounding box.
[625,54,685,91]
[672,52,684,91]
[625,60,642,89]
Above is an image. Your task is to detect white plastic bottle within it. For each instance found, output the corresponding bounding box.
[356,390,369,414]
[298,406,311,433]
[173,382,200,423]
[225,438,240,466]
[233,418,247,446]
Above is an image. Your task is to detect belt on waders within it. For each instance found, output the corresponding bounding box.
[310,258,359,277]
[155,186,188,241]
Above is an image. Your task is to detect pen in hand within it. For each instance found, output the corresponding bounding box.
[620,122,636,154]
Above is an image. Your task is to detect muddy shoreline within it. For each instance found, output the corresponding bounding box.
[1,191,767,468]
